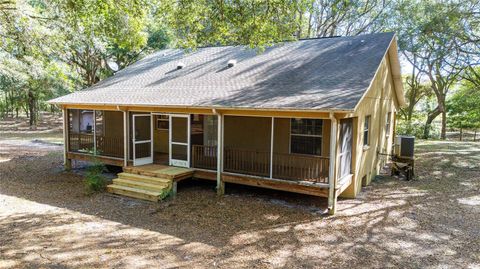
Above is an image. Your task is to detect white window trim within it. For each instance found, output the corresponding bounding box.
[385,112,391,138]
[364,115,371,147]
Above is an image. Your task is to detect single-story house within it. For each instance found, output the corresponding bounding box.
[49,32,405,214]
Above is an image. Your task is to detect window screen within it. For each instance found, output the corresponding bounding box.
[290,119,322,155]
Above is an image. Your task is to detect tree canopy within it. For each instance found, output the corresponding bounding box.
[0,0,479,134]
[448,79,480,131]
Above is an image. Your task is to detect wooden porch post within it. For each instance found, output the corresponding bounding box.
[270,117,274,179]
[123,110,128,167]
[328,113,338,215]
[63,107,72,170]
[216,113,225,195]
[93,110,97,155]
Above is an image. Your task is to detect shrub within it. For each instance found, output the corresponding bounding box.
[396,121,425,138]
[397,120,441,139]
[84,158,106,194]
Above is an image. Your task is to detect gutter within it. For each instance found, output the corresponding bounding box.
[48,102,355,114]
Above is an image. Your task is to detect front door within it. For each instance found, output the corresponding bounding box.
[133,114,153,166]
[169,114,190,168]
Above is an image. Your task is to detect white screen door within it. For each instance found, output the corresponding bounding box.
[133,114,153,166]
[169,114,190,168]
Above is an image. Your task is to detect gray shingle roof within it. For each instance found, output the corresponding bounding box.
[49,32,396,111]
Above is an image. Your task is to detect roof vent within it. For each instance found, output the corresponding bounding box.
[227,59,237,68]
[177,62,185,69]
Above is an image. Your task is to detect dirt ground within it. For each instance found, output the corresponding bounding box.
[0,134,479,269]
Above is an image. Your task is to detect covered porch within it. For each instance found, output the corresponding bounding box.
[63,108,353,213]
[192,116,331,186]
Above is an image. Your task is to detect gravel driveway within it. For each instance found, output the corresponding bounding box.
[0,137,479,268]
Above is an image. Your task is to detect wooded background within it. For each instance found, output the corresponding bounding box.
[1,0,479,139]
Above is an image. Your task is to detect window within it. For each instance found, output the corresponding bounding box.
[385,112,391,138]
[290,119,322,155]
[364,115,371,146]
[156,115,169,130]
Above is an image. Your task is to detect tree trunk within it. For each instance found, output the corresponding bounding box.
[441,110,447,140]
[460,127,463,141]
[423,107,441,139]
[27,90,37,128]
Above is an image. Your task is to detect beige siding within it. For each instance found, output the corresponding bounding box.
[154,130,169,153]
[224,116,271,151]
[342,53,399,198]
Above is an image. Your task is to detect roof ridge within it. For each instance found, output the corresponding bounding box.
[182,32,395,50]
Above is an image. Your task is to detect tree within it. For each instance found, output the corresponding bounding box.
[1,0,172,124]
[0,0,76,125]
[400,62,433,123]
[393,0,480,139]
[158,1,303,49]
[159,0,392,49]
[302,0,392,38]
[40,0,171,86]
[447,82,480,141]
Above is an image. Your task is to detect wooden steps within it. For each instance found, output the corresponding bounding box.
[117,172,171,185]
[107,172,173,202]
[107,185,165,202]
[113,178,169,192]
[107,164,194,202]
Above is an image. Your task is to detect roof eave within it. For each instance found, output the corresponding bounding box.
[48,101,355,114]
[387,37,406,108]
[353,33,406,111]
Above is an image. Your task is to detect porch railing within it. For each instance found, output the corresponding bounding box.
[68,133,124,158]
[68,133,94,153]
[224,147,270,177]
[191,146,329,184]
[273,153,329,183]
[191,145,217,170]
[96,135,124,158]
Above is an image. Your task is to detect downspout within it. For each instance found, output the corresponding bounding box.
[213,109,225,195]
[328,112,338,214]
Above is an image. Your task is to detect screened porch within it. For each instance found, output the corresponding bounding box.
[191,116,332,184]
[67,109,125,160]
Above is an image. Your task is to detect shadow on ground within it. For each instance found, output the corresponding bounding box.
[0,139,479,268]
